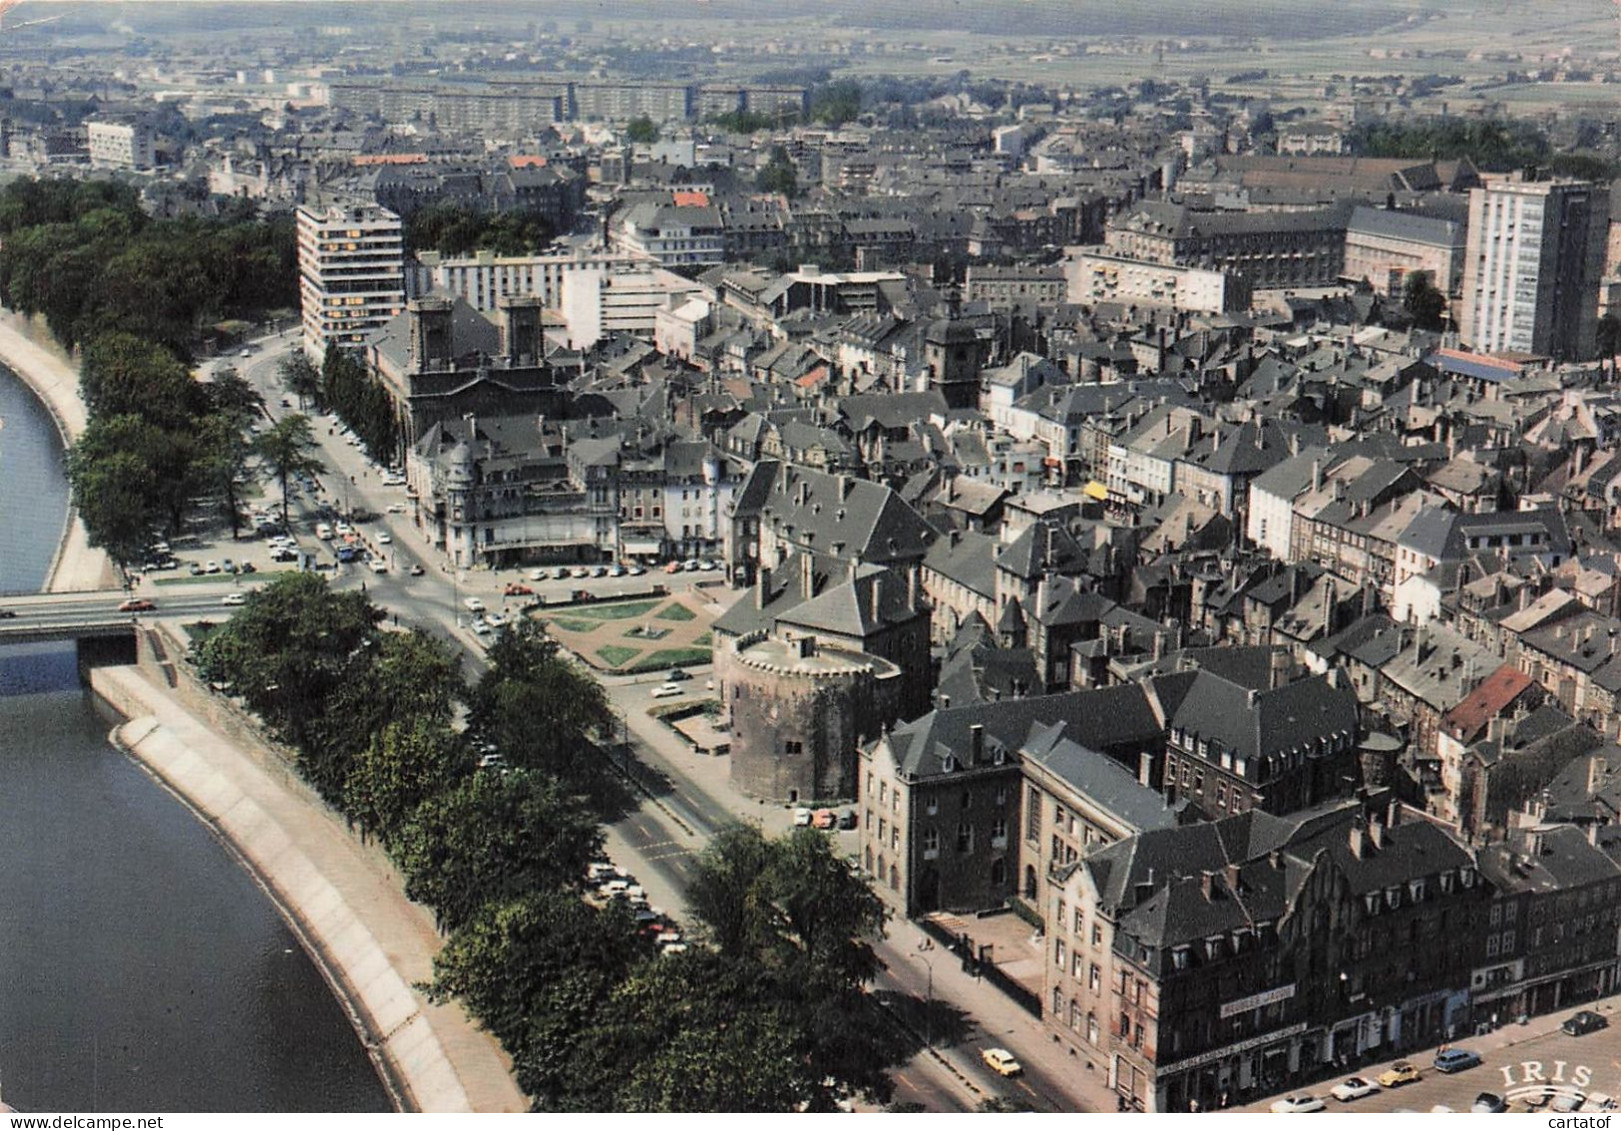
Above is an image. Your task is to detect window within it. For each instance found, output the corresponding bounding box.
[880,781,888,804]
[1074,908,1085,935]
[923,827,939,855]
[1089,963,1102,993]
[784,740,802,756]
[957,823,974,853]
[1093,924,1103,948]
[962,789,972,810]
[991,817,1008,844]
[1026,786,1042,841]
[879,818,887,842]
[1056,939,1067,966]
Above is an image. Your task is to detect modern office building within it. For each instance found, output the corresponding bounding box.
[1459,178,1610,359]
[297,203,407,358]
[87,121,155,171]
[406,248,648,312]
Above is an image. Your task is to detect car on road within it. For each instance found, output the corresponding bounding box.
[571,566,591,579]
[700,559,720,571]
[651,683,685,699]
[385,503,406,514]
[409,563,426,577]
[980,1048,1023,1078]
[118,599,156,613]
[553,566,570,580]
[665,668,691,681]
[629,565,646,576]
[1434,1048,1483,1073]
[463,597,486,613]
[609,564,626,577]
[1472,1093,1508,1113]
[221,593,247,606]
[369,559,387,574]
[1269,1095,1326,1114]
[1377,1062,1422,1088]
[664,561,682,574]
[683,559,701,571]
[591,565,608,578]
[1330,1077,1380,1102]
[1563,1010,1609,1036]
[811,808,836,830]
[483,614,506,629]
[570,589,595,603]
[376,533,392,545]
[792,807,813,827]
[504,583,534,597]
[316,523,333,540]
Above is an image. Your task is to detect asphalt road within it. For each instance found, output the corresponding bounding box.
[1243,1015,1621,1114]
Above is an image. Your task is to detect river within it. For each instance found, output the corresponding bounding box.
[0,364,390,1111]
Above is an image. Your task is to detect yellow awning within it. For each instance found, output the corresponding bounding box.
[1083,480,1108,501]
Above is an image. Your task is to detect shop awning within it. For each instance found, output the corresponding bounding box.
[1083,480,1108,501]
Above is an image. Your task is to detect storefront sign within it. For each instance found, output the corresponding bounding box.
[1158,1021,1309,1075]
[1220,983,1297,1019]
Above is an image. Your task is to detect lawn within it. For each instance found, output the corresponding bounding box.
[152,573,276,588]
[547,617,599,633]
[654,601,696,622]
[564,599,662,621]
[596,644,643,667]
[632,646,711,673]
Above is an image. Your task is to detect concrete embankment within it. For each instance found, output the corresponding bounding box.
[0,308,112,593]
[91,646,528,1114]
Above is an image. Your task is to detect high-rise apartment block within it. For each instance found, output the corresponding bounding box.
[1460,178,1609,360]
[297,203,406,358]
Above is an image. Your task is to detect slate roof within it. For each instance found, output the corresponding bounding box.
[1019,721,1179,836]
[1169,670,1359,770]
[759,464,938,565]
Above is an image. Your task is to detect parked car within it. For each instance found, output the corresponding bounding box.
[1434,1049,1483,1073]
[812,808,837,829]
[792,807,813,827]
[553,567,569,580]
[504,583,534,597]
[1564,1010,1609,1036]
[571,589,595,603]
[665,668,692,681]
[629,565,646,576]
[591,565,608,578]
[1377,1062,1422,1088]
[664,561,682,574]
[463,597,486,613]
[1552,1092,1587,1113]
[1472,1093,1508,1114]
[571,566,591,579]
[981,1048,1023,1078]
[118,598,156,613]
[837,809,858,830]
[204,560,221,574]
[369,559,387,574]
[651,683,685,699]
[409,563,426,577]
[1330,1078,1380,1102]
[1269,1095,1326,1114]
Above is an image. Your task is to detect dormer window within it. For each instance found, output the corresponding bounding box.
[942,755,955,773]
[1460,867,1477,888]
[1364,893,1380,915]
[1172,945,1190,970]
[1438,870,1454,894]
[993,747,1006,766]
[1204,936,1224,961]
[1409,879,1426,903]
[1385,886,1402,910]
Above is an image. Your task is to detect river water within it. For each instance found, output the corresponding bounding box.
[0,365,390,1111]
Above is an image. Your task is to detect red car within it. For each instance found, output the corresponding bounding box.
[118,598,156,613]
[503,583,534,597]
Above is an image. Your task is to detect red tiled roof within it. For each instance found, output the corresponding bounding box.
[796,365,830,389]
[509,155,548,168]
[1442,662,1536,743]
[672,190,710,208]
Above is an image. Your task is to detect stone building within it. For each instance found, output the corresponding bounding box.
[722,632,902,802]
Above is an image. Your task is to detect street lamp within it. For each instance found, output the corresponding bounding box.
[910,952,935,1049]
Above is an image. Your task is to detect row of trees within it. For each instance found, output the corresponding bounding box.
[0,177,296,355]
[318,345,400,465]
[65,330,325,565]
[1348,117,1620,180]
[196,581,895,1110]
[405,201,557,258]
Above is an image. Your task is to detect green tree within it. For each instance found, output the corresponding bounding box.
[393,771,603,931]
[428,890,651,1093]
[252,413,326,529]
[757,146,798,198]
[811,79,862,127]
[1402,270,1447,332]
[193,410,254,539]
[278,352,322,409]
[195,572,381,752]
[343,715,470,846]
[65,429,159,570]
[78,332,198,429]
[469,619,614,790]
[624,115,660,144]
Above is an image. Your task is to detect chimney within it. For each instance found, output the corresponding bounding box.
[1311,458,1323,493]
[970,723,985,763]
[939,694,951,711]
[1270,647,1291,689]
[1225,863,1241,893]
[1137,749,1155,788]
[1348,820,1367,859]
[1368,819,1385,850]
[868,576,882,624]
[1589,823,1601,847]
[1590,756,1609,795]
[1200,871,1216,899]
[839,474,855,502]
[801,554,815,599]
[907,564,919,611]
[1387,799,1402,828]
[756,565,772,610]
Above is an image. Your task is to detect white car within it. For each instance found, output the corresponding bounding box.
[1330,1078,1380,1102]
[1270,1095,1326,1114]
[651,683,685,699]
[221,592,247,606]
[483,614,506,628]
[463,597,485,613]
[385,503,406,514]
[528,568,547,581]
[376,532,392,545]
